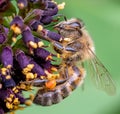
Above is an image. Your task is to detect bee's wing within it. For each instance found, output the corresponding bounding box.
[87,49,116,95]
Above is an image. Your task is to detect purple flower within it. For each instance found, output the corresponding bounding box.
[22,27,37,49]
[0,46,13,68]
[40,15,53,25]
[18,0,28,9]
[30,60,46,77]
[30,20,42,31]
[10,16,24,34]
[15,50,31,69]
[34,47,52,60]
[43,1,58,16]
[40,60,52,70]
[1,74,16,88]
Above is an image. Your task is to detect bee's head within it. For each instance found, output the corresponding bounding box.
[54,18,84,39]
[54,18,84,31]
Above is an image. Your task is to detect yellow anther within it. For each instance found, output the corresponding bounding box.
[12,37,17,43]
[26,72,35,79]
[46,55,52,60]
[13,105,19,110]
[6,102,13,109]
[6,75,11,79]
[22,67,31,74]
[14,89,19,93]
[51,67,58,72]
[45,70,52,79]
[20,83,26,90]
[18,3,25,9]
[7,65,12,69]
[29,41,37,49]
[12,87,16,91]
[27,64,34,70]
[58,2,65,10]
[37,25,43,32]
[25,100,32,106]
[13,87,19,93]
[38,41,44,47]
[1,68,7,75]
[11,24,21,34]
[41,76,46,79]
[34,73,37,78]
[6,97,12,102]
[10,94,14,98]
[13,98,19,105]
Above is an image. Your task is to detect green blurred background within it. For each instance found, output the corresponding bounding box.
[17,0,120,114]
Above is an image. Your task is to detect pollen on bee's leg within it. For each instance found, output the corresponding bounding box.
[45,79,56,90]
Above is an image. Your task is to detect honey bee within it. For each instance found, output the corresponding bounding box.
[53,18,116,95]
[29,18,116,106]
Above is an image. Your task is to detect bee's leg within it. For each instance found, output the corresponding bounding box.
[53,41,77,52]
[72,66,81,76]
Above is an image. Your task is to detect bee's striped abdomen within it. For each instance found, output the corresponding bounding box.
[33,66,85,106]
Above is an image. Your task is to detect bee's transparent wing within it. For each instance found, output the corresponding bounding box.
[87,49,116,95]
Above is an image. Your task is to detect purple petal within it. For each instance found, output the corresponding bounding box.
[40,16,52,25]
[43,2,58,16]
[40,60,52,70]
[15,50,31,69]
[15,93,26,104]
[10,16,24,29]
[22,27,35,47]
[34,48,50,60]
[30,60,46,77]
[1,76,16,88]
[0,46,13,67]
[30,20,42,31]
